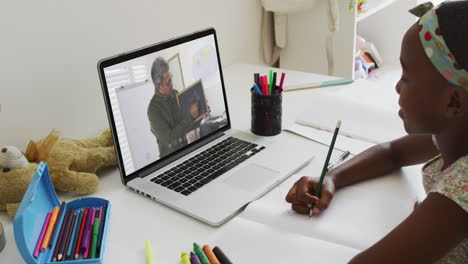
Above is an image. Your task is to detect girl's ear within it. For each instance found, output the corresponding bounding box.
[446,85,468,119]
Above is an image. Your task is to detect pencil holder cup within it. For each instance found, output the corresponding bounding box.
[251,87,282,136]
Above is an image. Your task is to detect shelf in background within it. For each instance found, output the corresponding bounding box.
[340,64,402,111]
[356,0,400,23]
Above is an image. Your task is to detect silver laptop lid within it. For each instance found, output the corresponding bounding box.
[97,28,231,185]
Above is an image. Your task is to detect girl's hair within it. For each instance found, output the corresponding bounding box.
[437,1,468,71]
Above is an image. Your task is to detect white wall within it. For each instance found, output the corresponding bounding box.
[0,0,263,149]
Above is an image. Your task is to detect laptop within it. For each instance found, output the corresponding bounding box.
[97,28,313,226]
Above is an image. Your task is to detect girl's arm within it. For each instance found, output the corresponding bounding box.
[286,134,439,213]
[330,134,439,189]
[348,192,468,264]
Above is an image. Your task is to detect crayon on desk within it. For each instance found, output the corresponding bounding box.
[90,217,100,258]
[33,212,51,258]
[48,202,64,248]
[181,252,191,264]
[146,240,154,264]
[190,251,202,264]
[213,246,233,264]
[41,206,58,251]
[203,244,220,264]
[193,242,211,264]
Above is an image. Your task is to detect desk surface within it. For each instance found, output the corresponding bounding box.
[0,64,425,263]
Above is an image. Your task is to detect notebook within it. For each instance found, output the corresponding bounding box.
[97,28,313,226]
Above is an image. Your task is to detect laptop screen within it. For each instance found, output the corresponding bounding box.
[99,29,230,177]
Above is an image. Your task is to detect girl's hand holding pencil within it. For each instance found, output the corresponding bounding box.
[285,120,345,216]
[285,175,336,215]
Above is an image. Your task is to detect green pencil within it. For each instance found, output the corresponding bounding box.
[312,120,341,216]
[90,217,100,259]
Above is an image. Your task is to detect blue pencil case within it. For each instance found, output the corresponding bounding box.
[13,162,110,264]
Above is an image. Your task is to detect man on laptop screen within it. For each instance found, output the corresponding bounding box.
[148,56,213,158]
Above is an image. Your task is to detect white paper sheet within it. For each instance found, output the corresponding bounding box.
[210,218,360,263]
[295,94,406,144]
[285,123,375,155]
[239,168,420,251]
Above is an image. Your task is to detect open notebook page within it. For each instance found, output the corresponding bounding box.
[295,94,406,144]
[209,217,359,263]
[235,136,423,250]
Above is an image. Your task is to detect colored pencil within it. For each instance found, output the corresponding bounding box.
[57,209,75,261]
[90,217,100,258]
[75,207,89,259]
[282,78,353,92]
[83,208,96,258]
[51,210,71,262]
[41,206,59,251]
[96,204,107,257]
[48,202,65,248]
[33,212,51,258]
[68,210,83,260]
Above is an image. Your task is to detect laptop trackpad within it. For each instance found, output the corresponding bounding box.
[223,164,279,192]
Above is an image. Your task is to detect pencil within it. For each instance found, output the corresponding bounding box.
[311,120,341,217]
[69,210,83,260]
[58,211,76,261]
[83,208,96,259]
[33,212,51,258]
[90,217,100,258]
[75,207,89,259]
[41,206,58,251]
[96,204,107,257]
[48,201,65,248]
[51,210,71,262]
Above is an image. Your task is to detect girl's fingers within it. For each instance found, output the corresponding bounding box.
[291,203,311,215]
[285,182,298,203]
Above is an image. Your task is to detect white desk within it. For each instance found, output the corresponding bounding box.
[0,64,426,263]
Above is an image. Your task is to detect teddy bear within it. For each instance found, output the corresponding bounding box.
[0,129,117,218]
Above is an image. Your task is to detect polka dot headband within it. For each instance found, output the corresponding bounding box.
[409,1,468,90]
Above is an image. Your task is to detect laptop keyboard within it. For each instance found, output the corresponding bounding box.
[149,137,265,196]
